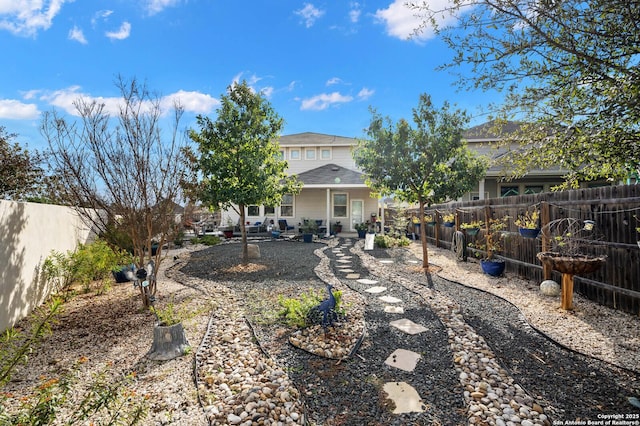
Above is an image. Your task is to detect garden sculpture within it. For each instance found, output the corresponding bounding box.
[308,284,338,332]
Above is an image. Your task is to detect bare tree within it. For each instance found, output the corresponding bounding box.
[42,76,192,307]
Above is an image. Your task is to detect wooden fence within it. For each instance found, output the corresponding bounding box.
[420,184,640,316]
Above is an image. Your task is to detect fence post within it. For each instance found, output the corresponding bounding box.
[540,201,552,280]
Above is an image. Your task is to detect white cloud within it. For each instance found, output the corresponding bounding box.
[295,3,324,28]
[147,0,181,15]
[0,0,68,37]
[300,92,353,111]
[40,86,218,117]
[68,25,87,44]
[0,99,39,119]
[374,0,428,41]
[91,9,113,26]
[161,90,219,114]
[357,87,374,100]
[105,21,131,40]
[349,2,361,23]
[326,77,343,86]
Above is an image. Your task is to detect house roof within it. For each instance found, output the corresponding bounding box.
[279,132,357,147]
[463,121,524,141]
[296,163,367,187]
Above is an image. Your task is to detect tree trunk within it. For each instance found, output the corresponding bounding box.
[419,200,429,269]
[147,323,190,361]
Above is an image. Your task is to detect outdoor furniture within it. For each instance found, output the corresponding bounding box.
[279,219,295,232]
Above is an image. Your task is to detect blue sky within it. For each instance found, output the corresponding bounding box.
[0,0,501,151]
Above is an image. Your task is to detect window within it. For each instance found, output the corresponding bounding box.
[500,186,519,197]
[277,150,285,160]
[290,149,300,160]
[524,185,544,194]
[320,148,331,160]
[333,193,347,217]
[280,194,294,217]
[247,205,260,216]
[265,206,275,215]
[305,148,316,160]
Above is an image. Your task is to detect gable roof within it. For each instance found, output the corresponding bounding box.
[463,121,524,141]
[279,132,357,147]
[296,163,367,187]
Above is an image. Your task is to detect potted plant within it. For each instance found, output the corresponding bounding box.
[442,213,455,227]
[469,216,509,277]
[461,220,484,236]
[424,214,436,226]
[222,217,234,239]
[299,218,318,243]
[331,221,342,235]
[515,209,541,238]
[355,222,369,238]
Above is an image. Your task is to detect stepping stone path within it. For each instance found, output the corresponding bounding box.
[329,240,428,415]
[325,238,550,425]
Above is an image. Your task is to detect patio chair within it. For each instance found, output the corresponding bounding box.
[278,219,295,232]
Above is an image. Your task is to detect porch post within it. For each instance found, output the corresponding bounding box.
[479,178,486,200]
[325,188,331,237]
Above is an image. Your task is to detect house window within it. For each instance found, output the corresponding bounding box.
[247,205,260,216]
[264,206,275,215]
[280,194,294,217]
[500,186,519,197]
[305,148,316,160]
[524,185,544,194]
[333,193,348,217]
[290,149,300,160]
[277,150,285,160]
[320,148,331,160]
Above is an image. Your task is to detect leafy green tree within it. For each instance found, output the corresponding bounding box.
[354,94,486,268]
[189,81,301,262]
[0,127,45,201]
[411,0,640,188]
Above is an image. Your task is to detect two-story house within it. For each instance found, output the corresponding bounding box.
[222,132,379,235]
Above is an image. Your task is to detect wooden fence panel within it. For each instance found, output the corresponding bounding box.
[424,183,640,315]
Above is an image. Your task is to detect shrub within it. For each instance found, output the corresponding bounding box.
[277,288,344,328]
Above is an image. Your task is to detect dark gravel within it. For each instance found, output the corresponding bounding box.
[180,239,640,425]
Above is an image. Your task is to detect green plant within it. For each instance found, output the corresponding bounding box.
[355,222,369,231]
[199,235,221,246]
[277,288,343,328]
[514,209,540,229]
[299,218,318,234]
[374,234,410,248]
[468,216,509,259]
[442,213,455,223]
[153,300,181,326]
[461,220,484,229]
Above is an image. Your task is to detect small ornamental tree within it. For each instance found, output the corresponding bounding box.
[354,94,487,268]
[42,76,191,307]
[189,81,301,263]
[0,127,45,201]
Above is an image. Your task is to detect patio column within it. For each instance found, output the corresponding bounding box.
[325,188,331,237]
[479,178,486,200]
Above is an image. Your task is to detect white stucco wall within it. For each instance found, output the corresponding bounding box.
[0,201,94,332]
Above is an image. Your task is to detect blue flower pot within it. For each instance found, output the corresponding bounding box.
[271,230,281,238]
[518,228,540,239]
[481,259,506,277]
[444,222,455,228]
[302,233,313,243]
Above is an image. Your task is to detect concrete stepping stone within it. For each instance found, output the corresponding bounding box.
[357,278,378,285]
[382,382,425,414]
[384,306,404,314]
[365,286,387,294]
[408,260,419,264]
[379,295,402,303]
[385,349,421,372]
[338,269,355,273]
[340,256,353,259]
[345,273,360,279]
[390,318,428,335]
[337,259,351,264]
[379,259,394,264]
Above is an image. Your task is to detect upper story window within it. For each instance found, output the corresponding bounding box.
[320,148,331,160]
[290,149,300,160]
[305,148,316,160]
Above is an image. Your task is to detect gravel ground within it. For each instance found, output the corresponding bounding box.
[2,237,639,426]
[180,238,640,425]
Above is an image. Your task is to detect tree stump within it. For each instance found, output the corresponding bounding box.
[147,323,190,361]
